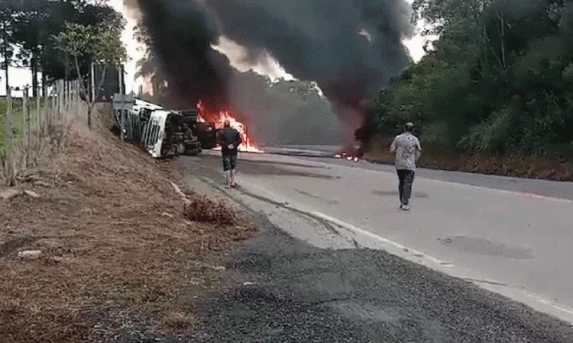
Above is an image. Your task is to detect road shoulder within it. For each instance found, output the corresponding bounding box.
[176,158,573,342]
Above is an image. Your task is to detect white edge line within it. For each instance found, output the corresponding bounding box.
[243,180,449,267]
[309,211,450,267]
[311,210,573,321]
[528,294,573,317]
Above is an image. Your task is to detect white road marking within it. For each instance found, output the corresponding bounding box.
[242,180,449,267]
[526,294,573,317]
[310,210,573,323]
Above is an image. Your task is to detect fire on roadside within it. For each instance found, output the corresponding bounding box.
[196,101,263,153]
[335,143,363,162]
[335,153,361,162]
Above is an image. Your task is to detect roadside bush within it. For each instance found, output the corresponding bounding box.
[184,194,238,226]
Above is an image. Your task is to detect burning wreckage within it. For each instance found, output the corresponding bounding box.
[114,99,205,158]
[113,98,261,159]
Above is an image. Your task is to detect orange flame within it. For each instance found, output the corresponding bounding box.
[335,144,362,162]
[196,101,262,153]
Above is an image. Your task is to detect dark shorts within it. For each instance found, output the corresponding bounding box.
[222,154,237,171]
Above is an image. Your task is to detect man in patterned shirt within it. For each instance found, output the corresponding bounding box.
[390,122,422,211]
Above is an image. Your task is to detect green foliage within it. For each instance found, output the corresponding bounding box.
[58,23,126,65]
[55,22,126,127]
[371,0,573,156]
[1,0,124,89]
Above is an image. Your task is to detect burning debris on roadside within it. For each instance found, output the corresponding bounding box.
[334,117,377,162]
[335,153,362,162]
[335,143,363,162]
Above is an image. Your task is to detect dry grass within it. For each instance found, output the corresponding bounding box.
[160,311,197,333]
[0,113,257,342]
[184,194,239,226]
[365,135,573,180]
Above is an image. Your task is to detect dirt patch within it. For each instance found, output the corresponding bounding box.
[0,119,256,342]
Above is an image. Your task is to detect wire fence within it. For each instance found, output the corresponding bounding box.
[1,80,83,186]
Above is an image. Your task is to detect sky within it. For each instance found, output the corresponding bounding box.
[0,0,431,97]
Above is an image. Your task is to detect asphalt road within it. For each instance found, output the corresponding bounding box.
[175,149,573,341]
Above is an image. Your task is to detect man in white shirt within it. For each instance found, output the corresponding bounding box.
[390,122,422,211]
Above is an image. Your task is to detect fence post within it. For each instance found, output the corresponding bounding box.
[69,81,73,111]
[58,80,63,119]
[64,80,70,111]
[90,62,95,103]
[66,81,71,111]
[4,87,15,185]
[118,66,125,141]
[75,80,80,115]
[51,86,56,120]
[21,88,26,144]
[71,81,76,115]
[62,81,66,111]
[23,88,31,167]
[36,85,42,155]
[44,86,51,135]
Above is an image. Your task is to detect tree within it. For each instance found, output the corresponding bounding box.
[57,23,126,128]
[7,0,125,94]
[10,0,50,96]
[370,0,573,157]
[0,1,18,92]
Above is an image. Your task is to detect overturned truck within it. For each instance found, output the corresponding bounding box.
[178,109,217,150]
[113,98,205,158]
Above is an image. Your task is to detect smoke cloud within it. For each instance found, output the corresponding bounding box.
[204,0,415,130]
[129,0,415,144]
[130,0,232,111]
[229,72,342,145]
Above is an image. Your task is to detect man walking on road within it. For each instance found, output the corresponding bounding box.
[390,122,421,211]
[217,119,242,188]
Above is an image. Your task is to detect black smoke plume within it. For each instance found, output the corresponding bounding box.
[129,0,415,144]
[204,0,415,136]
[130,0,233,111]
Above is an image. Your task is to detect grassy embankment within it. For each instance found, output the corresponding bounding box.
[0,110,257,342]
